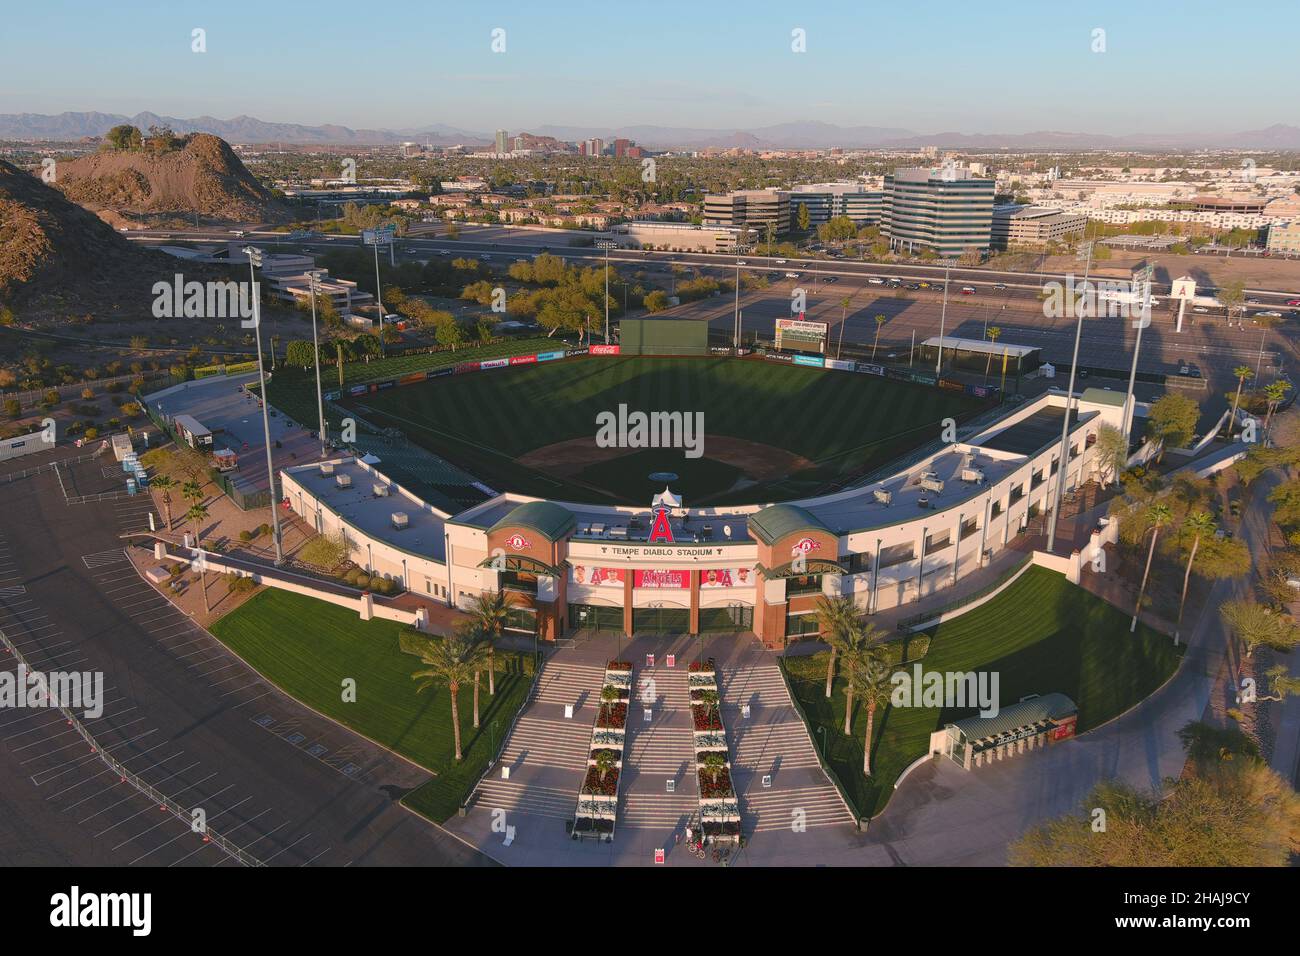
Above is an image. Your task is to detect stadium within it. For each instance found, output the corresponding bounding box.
[275,318,1139,645]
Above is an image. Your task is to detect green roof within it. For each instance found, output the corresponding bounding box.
[948,692,1076,741]
[1081,387,1126,408]
[489,500,576,541]
[749,503,831,546]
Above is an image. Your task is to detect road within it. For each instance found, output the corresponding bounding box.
[0,444,488,867]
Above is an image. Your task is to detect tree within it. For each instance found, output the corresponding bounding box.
[1146,393,1199,460]
[403,631,477,761]
[835,626,884,735]
[468,591,511,695]
[594,748,618,785]
[983,326,1001,382]
[1227,365,1254,437]
[1262,380,1291,440]
[796,202,810,233]
[181,479,204,508]
[701,751,726,787]
[850,652,893,776]
[335,341,346,387]
[872,314,886,358]
[1217,278,1247,325]
[1220,599,1300,658]
[1093,423,1127,488]
[1174,511,1215,643]
[1131,503,1171,632]
[284,340,317,368]
[185,502,209,546]
[1009,735,1300,866]
[814,595,863,698]
[151,473,177,530]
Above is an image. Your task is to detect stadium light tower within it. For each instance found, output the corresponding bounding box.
[308,270,328,458]
[1045,231,1096,553]
[934,259,956,375]
[243,245,285,565]
[1121,264,1154,443]
[596,239,616,344]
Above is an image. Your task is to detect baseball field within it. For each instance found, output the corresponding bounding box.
[342,355,991,505]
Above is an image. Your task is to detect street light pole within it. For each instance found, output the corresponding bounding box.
[244,246,285,566]
[596,239,616,344]
[935,260,953,375]
[308,270,328,458]
[1122,265,1152,443]
[373,241,386,357]
[1046,236,1096,553]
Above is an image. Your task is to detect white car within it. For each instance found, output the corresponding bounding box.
[774,258,787,264]
[867,277,885,285]
[737,260,747,266]
[1192,307,1209,313]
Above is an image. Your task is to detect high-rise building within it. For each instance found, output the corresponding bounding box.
[584,137,605,157]
[702,190,790,237]
[495,129,508,154]
[613,138,631,158]
[990,205,1087,249]
[882,166,995,256]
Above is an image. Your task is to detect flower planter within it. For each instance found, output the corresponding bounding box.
[573,674,635,841]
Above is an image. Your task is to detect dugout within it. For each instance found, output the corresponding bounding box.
[917,336,1041,376]
[932,692,1078,770]
[619,318,710,356]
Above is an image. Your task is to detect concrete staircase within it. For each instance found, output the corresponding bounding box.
[720,657,854,835]
[618,663,698,834]
[472,658,606,824]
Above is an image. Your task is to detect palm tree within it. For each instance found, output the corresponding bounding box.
[853,652,894,776]
[984,326,1002,383]
[836,627,883,735]
[450,621,490,729]
[814,595,862,699]
[185,502,209,546]
[701,751,726,787]
[1227,365,1254,437]
[1262,380,1291,441]
[181,479,204,508]
[1131,503,1171,633]
[1093,423,1127,488]
[406,633,477,761]
[468,591,511,695]
[1174,511,1216,644]
[151,473,177,530]
[871,314,886,358]
[593,748,617,786]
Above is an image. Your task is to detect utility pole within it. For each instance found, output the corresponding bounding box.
[243,246,285,565]
[1122,264,1153,443]
[935,260,954,375]
[308,270,328,458]
[1046,232,1096,553]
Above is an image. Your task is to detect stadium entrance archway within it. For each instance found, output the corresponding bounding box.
[633,603,690,635]
[568,603,622,636]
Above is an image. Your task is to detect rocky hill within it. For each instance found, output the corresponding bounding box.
[54,133,290,223]
[0,159,175,314]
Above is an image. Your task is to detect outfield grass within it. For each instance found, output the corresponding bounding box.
[783,566,1184,819]
[348,355,987,504]
[208,588,535,822]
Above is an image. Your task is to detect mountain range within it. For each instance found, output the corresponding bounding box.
[3,111,1300,150]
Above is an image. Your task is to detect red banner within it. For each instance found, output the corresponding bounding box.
[699,567,753,589]
[509,354,538,365]
[634,569,690,589]
[590,344,621,355]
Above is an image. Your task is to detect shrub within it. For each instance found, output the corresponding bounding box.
[80,387,95,400]
[2,398,18,419]
[42,389,60,407]
[84,427,99,440]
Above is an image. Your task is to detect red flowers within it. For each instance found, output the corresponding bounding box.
[697,767,733,799]
[583,766,619,796]
[596,703,628,729]
[692,707,723,732]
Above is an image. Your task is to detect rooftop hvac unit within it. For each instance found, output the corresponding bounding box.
[320,462,335,476]
[372,482,390,497]
[961,467,986,484]
[335,473,352,489]
[873,487,893,506]
[920,476,945,494]
[391,511,409,530]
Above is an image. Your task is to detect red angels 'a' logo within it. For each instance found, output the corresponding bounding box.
[504,533,532,550]
[647,507,674,544]
[791,537,822,557]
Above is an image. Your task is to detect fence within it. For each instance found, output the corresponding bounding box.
[0,623,263,866]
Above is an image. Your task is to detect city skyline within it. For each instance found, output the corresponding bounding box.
[3,0,1297,137]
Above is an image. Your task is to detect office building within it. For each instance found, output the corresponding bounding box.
[787,183,884,228]
[990,205,1088,249]
[883,166,996,256]
[494,129,508,155]
[1267,220,1300,254]
[702,189,791,236]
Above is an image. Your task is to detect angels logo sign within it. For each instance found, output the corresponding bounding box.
[791,537,822,557]
[504,533,533,551]
[647,507,674,544]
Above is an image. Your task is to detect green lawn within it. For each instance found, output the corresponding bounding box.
[783,566,1184,819]
[348,355,987,504]
[208,588,535,821]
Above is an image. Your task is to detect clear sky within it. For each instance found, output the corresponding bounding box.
[2,0,1296,135]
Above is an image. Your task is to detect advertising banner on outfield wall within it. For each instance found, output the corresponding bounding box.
[764,351,793,363]
[570,565,626,587]
[325,390,341,401]
[589,344,621,355]
[855,362,886,376]
[824,358,855,372]
[537,351,565,362]
[967,384,998,399]
[938,378,966,392]
[567,348,589,357]
[427,367,454,379]
[399,373,425,385]
[349,384,368,396]
[793,355,825,368]
[376,380,396,391]
[454,361,480,374]
[634,569,690,589]
[510,354,537,365]
[480,358,510,370]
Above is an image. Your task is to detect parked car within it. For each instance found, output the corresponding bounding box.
[867,277,885,285]
[961,286,976,295]
[905,283,921,291]
[994,283,1008,290]
[1193,306,1209,313]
